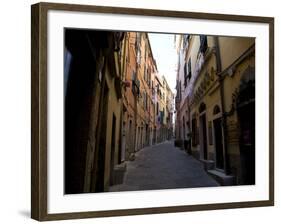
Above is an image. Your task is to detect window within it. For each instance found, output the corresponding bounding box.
[188,59,192,79]
[144,45,147,62]
[199,35,208,54]
[160,110,164,124]
[136,49,141,65]
[132,71,140,96]
[131,70,136,94]
[213,105,221,115]
[142,92,148,110]
[144,65,147,81]
[184,63,188,88]
[156,102,159,115]
[135,33,141,51]
[146,92,148,110]
[184,59,192,88]
[131,70,136,80]
[183,34,190,49]
[143,92,146,109]
[199,102,206,113]
[147,68,150,85]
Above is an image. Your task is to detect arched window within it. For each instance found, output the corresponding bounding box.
[213,105,221,115]
[199,102,206,113]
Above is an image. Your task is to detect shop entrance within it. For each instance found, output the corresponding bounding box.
[237,66,255,185]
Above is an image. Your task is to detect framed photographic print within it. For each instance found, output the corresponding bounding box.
[31,2,274,221]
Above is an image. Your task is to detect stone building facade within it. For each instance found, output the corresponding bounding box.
[64,30,126,193]
[175,34,255,185]
[64,30,174,194]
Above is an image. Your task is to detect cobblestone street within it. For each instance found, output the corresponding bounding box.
[110,140,219,192]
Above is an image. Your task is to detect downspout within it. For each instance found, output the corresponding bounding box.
[121,33,128,80]
[134,49,139,153]
[120,33,128,162]
[214,36,231,175]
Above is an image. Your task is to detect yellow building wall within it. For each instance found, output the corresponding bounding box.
[219,37,255,71]
[124,32,138,155]
[137,34,147,148]
[103,66,122,190]
[189,53,218,158]
[186,35,219,158]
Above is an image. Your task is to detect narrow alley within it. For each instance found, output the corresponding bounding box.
[64,30,255,194]
[110,141,219,192]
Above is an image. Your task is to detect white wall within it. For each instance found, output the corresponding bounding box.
[0,0,280,223]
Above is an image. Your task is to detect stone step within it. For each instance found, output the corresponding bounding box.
[207,169,236,186]
[200,159,215,170]
[112,163,127,185]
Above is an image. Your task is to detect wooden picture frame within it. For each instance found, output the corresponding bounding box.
[31,2,274,221]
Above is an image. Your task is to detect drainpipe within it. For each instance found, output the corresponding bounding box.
[214,36,231,175]
[120,33,127,162]
[121,33,128,80]
[134,50,139,152]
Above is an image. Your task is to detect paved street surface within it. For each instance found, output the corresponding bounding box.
[109,140,219,192]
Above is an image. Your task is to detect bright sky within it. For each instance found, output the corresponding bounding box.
[148,33,178,94]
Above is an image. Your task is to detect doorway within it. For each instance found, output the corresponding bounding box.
[238,102,255,184]
[237,66,255,185]
[213,118,224,169]
[199,114,208,160]
[110,114,116,186]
